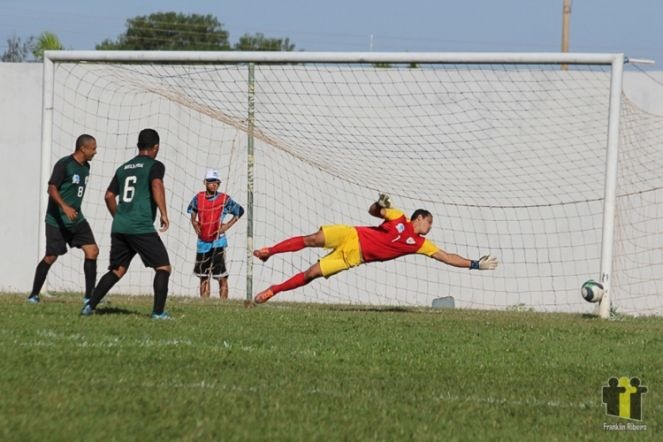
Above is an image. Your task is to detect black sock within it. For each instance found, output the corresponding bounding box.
[83,259,97,300]
[30,259,53,296]
[152,270,170,314]
[88,271,120,309]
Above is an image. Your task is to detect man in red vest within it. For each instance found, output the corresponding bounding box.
[187,169,244,298]
[252,193,497,304]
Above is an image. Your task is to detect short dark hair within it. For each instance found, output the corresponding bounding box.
[410,209,432,221]
[137,128,160,150]
[75,134,95,151]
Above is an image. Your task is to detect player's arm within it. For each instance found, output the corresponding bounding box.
[218,200,245,235]
[369,193,403,220]
[430,248,498,270]
[150,161,169,232]
[368,202,386,218]
[187,197,201,235]
[104,191,117,217]
[430,249,472,268]
[190,212,201,235]
[48,184,77,221]
[152,178,169,232]
[47,160,77,221]
[104,175,119,217]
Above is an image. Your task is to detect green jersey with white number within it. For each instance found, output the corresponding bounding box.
[45,155,90,227]
[108,155,165,234]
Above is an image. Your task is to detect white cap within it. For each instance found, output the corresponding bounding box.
[205,169,220,182]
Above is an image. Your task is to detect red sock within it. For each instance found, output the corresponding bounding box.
[272,272,308,294]
[269,236,306,255]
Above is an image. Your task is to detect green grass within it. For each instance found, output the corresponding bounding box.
[0,293,660,441]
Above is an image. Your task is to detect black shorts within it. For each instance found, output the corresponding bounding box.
[108,232,170,270]
[45,220,96,256]
[194,248,227,279]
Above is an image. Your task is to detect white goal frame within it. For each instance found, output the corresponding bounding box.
[40,51,625,318]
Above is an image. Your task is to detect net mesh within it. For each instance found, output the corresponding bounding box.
[612,96,663,315]
[42,59,663,314]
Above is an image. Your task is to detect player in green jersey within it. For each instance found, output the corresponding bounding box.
[81,128,172,319]
[28,134,99,304]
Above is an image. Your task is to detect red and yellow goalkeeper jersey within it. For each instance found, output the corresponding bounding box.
[355,208,439,263]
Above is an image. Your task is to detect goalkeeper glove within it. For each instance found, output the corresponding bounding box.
[377,193,391,209]
[470,255,498,270]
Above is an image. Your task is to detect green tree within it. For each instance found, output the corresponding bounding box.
[96,12,230,50]
[1,35,34,62]
[32,32,64,61]
[233,33,295,51]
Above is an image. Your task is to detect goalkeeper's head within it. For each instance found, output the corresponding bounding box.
[410,209,433,235]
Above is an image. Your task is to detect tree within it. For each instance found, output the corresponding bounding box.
[32,32,64,61]
[1,35,34,62]
[233,33,295,51]
[96,12,230,50]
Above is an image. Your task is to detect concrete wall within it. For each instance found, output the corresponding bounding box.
[623,71,663,114]
[0,64,43,292]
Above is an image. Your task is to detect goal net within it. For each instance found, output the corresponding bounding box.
[40,51,663,315]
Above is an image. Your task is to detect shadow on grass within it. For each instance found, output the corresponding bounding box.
[94,306,138,316]
[264,301,427,314]
[328,306,415,313]
[580,313,600,320]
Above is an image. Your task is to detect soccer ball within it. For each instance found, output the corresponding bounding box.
[581,279,604,303]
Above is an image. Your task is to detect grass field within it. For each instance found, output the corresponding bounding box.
[0,293,660,441]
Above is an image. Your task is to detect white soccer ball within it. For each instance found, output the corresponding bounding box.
[581,279,604,303]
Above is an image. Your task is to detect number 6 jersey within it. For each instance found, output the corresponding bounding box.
[107,155,165,234]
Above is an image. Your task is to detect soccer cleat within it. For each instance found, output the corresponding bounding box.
[151,311,172,320]
[253,247,271,262]
[27,294,40,304]
[254,288,275,304]
[83,297,105,306]
[80,304,94,316]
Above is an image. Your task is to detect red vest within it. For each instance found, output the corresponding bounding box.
[196,192,228,242]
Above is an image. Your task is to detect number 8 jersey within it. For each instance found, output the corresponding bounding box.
[46,155,90,228]
[108,155,165,234]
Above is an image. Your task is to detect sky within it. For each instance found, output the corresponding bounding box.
[1,0,661,67]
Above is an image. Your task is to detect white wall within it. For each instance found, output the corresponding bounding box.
[0,63,43,292]
[623,70,663,114]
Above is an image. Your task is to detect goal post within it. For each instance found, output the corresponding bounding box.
[40,50,635,317]
[598,54,624,318]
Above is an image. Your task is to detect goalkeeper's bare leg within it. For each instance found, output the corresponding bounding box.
[253,229,325,262]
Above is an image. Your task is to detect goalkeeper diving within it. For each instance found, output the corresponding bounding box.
[252,193,498,304]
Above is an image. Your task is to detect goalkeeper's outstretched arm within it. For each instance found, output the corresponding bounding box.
[431,250,498,270]
[368,193,392,218]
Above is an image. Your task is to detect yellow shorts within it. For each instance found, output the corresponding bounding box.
[319,224,363,278]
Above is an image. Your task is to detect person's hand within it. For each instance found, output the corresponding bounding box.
[377,193,391,208]
[160,215,170,233]
[62,205,78,221]
[192,221,201,235]
[217,223,228,235]
[478,255,498,270]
